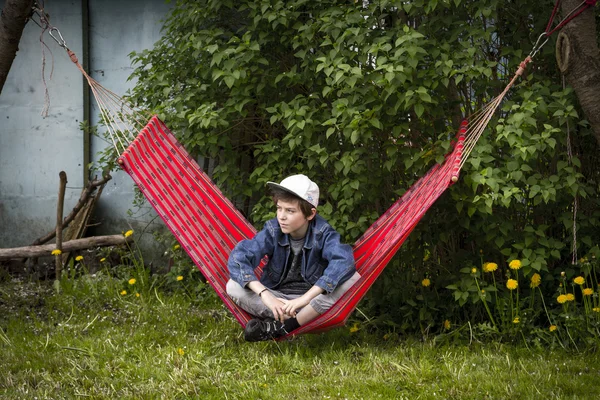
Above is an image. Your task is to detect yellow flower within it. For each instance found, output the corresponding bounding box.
[566,293,575,302]
[51,249,62,256]
[177,348,185,356]
[75,255,84,262]
[483,262,498,273]
[557,294,568,304]
[136,293,140,298]
[128,278,136,285]
[173,244,181,251]
[513,317,520,324]
[530,273,541,288]
[471,268,477,274]
[573,276,585,285]
[177,275,184,281]
[509,259,522,270]
[444,320,451,330]
[349,323,360,333]
[421,278,431,287]
[100,257,106,262]
[593,308,600,313]
[124,230,134,238]
[583,288,593,296]
[506,279,518,290]
[120,290,127,296]
[549,325,557,332]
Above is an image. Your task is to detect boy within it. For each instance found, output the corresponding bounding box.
[226,174,359,341]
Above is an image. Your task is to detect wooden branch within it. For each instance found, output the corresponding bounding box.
[0,235,133,260]
[31,174,112,246]
[55,171,68,280]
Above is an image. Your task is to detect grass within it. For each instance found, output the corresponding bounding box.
[1,274,600,399]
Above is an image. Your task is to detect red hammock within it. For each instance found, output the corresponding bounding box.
[118,116,467,336]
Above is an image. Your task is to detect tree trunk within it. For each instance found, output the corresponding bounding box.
[0,0,34,94]
[556,0,600,146]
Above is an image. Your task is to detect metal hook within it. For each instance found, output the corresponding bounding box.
[49,27,67,49]
[528,33,550,59]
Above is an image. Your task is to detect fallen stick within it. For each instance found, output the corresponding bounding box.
[0,235,132,260]
[30,174,112,246]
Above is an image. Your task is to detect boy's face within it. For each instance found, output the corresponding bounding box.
[276,199,316,239]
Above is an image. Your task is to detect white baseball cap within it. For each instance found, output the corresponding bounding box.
[267,174,319,208]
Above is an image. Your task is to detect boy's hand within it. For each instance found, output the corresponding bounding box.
[260,292,287,322]
[281,297,310,316]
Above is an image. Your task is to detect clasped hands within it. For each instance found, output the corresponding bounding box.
[261,291,309,322]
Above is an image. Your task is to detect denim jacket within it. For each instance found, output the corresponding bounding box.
[227,214,355,293]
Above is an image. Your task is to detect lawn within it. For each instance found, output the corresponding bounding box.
[1,275,599,399]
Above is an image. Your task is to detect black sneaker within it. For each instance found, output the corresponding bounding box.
[244,318,289,342]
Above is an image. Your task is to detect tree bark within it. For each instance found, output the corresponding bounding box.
[0,0,34,94]
[0,235,133,260]
[556,0,600,146]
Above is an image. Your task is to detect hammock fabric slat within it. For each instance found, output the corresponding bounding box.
[119,116,467,336]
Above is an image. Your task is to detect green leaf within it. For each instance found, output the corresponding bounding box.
[414,104,424,118]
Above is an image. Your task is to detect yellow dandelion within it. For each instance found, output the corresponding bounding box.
[120,290,127,296]
[51,249,62,256]
[75,255,84,262]
[421,278,431,287]
[100,257,106,262]
[349,323,360,333]
[173,244,181,251]
[509,259,522,270]
[444,320,451,330]
[530,273,541,288]
[177,275,184,281]
[593,307,600,313]
[557,294,568,304]
[573,276,585,285]
[549,325,557,332]
[136,293,140,298]
[177,348,185,356]
[471,268,477,274]
[128,278,136,285]
[583,288,593,296]
[506,279,518,290]
[513,317,520,324]
[124,230,134,238]
[483,262,498,273]
[566,293,575,302]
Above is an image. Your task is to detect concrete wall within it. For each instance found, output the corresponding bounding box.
[0,0,171,258]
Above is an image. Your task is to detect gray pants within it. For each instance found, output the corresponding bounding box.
[226,272,361,319]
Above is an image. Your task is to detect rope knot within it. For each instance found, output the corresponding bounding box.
[516,56,532,76]
[67,50,78,64]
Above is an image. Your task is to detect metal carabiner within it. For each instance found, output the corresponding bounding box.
[48,27,68,49]
[528,33,550,59]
